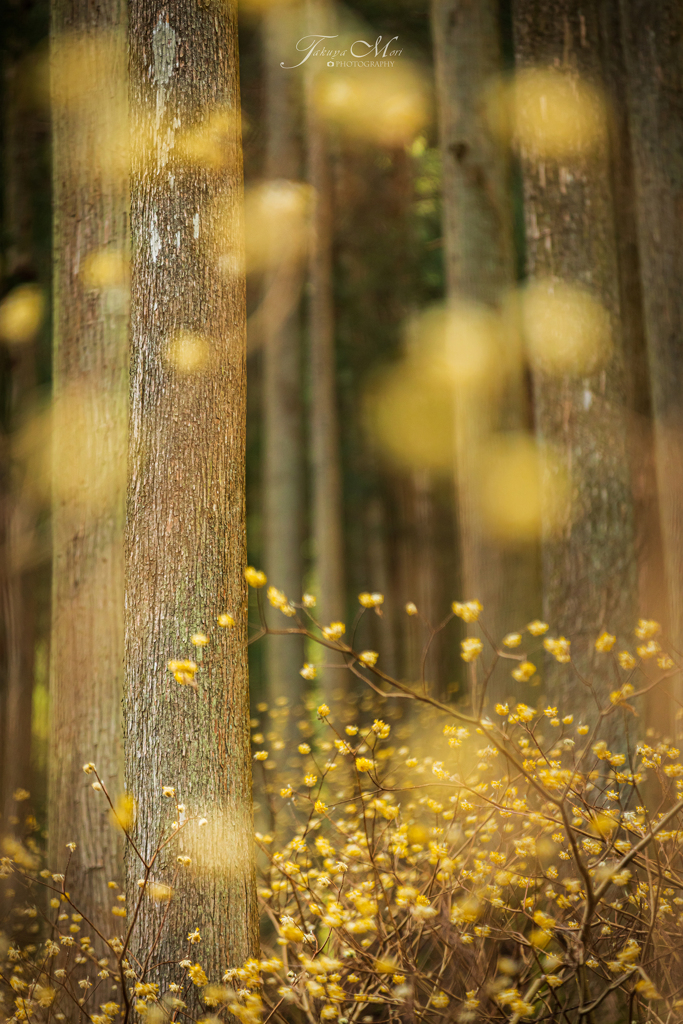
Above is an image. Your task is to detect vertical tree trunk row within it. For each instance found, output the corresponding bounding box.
[125,0,258,984]
[306,3,346,662]
[431,0,535,658]
[511,0,638,699]
[261,8,305,714]
[618,0,683,690]
[49,4,128,928]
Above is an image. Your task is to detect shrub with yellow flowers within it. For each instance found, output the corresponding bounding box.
[3,580,683,1023]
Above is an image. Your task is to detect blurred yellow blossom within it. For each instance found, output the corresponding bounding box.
[452,600,482,622]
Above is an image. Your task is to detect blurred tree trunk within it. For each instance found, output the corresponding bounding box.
[1,50,38,834]
[512,1,638,696]
[261,7,305,717]
[125,0,258,988]
[48,1,127,929]
[306,1,345,650]
[618,1,683,695]
[431,0,535,666]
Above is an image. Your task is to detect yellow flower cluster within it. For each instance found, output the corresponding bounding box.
[452,599,482,622]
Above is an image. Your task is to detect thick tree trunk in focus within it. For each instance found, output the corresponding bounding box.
[306,1,345,688]
[431,0,534,664]
[512,0,638,699]
[49,3,127,928]
[125,0,258,990]
[262,8,305,717]
[619,0,683,698]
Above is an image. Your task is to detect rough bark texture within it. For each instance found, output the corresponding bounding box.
[49,3,127,927]
[306,1,345,645]
[512,1,638,694]
[619,1,683,681]
[125,0,258,989]
[262,8,305,714]
[431,0,535,655]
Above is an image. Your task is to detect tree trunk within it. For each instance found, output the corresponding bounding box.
[1,48,39,834]
[618,1,683,691]
[431,0,535,660]
[261,7,305,716]
[48,2,127,929]
[306,1,345,646]
[512,0,638,697]
[125,0,258,990]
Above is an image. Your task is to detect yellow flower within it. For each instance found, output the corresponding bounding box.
[298,743,311,754]
[302,592,317,607]
[167,659,198,687]
[162,785,175,798]
[405,602,418,615]
[595,630,616,652]
[317,703,330,718]
[267,586,287,608]
[502,632,522,647]
[634,618,660,640]
[515,703,535,723]
[618,651,636,670]
[637,639,661,660]
[300,663,317,680]
[191,633,209,646]
[358,592,384,608]
[322,622,345,641]
[658,653,675,669]
[358,650,378,667]
[355,757,374,773]
[280,920,304,943]
[452,599,482,622]
[461,637,483,662]
[82,762,96,774]
[304,774,317,787]
[371,719,390,738]
[244,566,267,588]
[188,963,208,986]
[254,751,268,761]
[495,703,509,715]
[280,785,292,798]
[217,613,235,628]
[512,660,536,682]
[577,724,589,735]
[314,800,327,814]
[187,928,201,944]
[543,636,571,663]
[527,620,549,636]
[345,725,358,735]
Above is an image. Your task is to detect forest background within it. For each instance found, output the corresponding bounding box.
[0,0,683,1020]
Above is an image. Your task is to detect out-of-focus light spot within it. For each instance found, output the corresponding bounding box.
[0,285,45,346]
[82,249,128,290]
[479,433,569,542]
[423,302,511,394]
[244,180,312,273]
[487,67,607,160]
[314,67,429,147]
[176,108,239,171]
[365,360,454,473]
[110,793,136,831]
[519,280,612,377]
[164,331,212,374]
